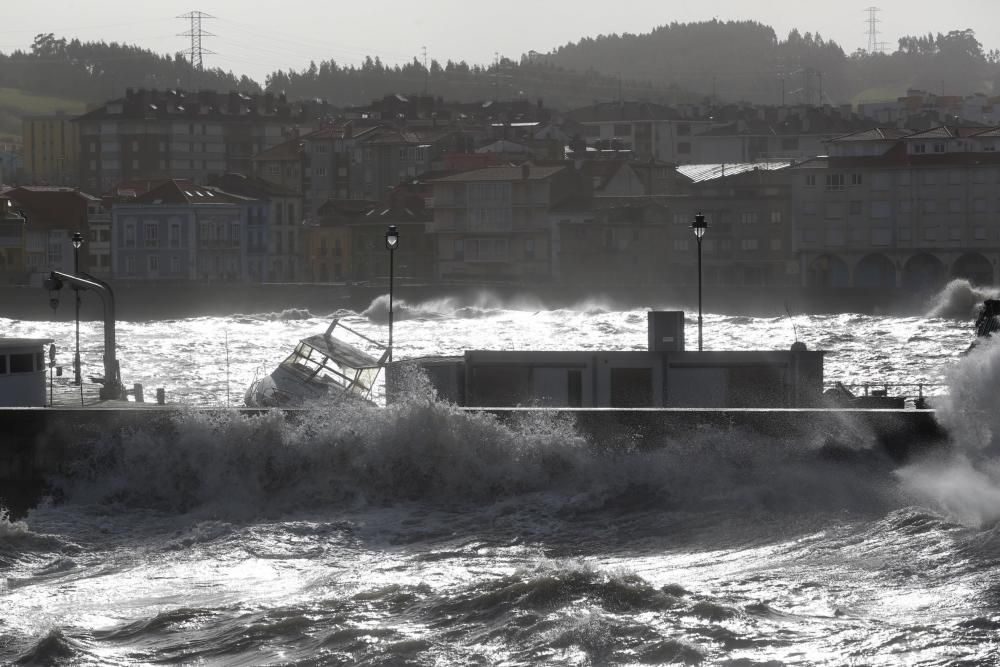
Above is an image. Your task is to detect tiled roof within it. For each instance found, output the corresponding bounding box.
[210,173,300,198]
[130,179,251,205]
[252,138,303,161]
[3,186,92,228]
[828,128,913,142]
[677,161,792,183]
[74,89,330,125]
[566,101,681,123]
[431,164,567,183]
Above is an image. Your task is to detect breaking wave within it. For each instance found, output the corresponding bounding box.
[898,336,1000,528]
[46,388,903,519]
[926,279,998,319]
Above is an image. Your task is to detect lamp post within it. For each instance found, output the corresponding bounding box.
[385,225,399,363]
[71,231,83,385]
[691,213,708,352]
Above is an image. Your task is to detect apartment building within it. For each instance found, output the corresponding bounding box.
[111,179,264,282]
[22,113,79,185]
[211,173,304,282]
[429,163,583,281]
[791,126,1000,289]
[0,186,94,283]
[75,89,327,194]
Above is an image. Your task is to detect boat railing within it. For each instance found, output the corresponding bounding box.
[326,319,391,366]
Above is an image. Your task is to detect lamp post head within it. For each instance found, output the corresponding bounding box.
[385,225,399,251]
[72,231,83,249]
[691,213,707,239]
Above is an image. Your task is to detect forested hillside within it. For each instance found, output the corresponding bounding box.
[2,20,999,139]
[543,20,1000,105]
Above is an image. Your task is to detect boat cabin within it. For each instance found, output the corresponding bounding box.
[245,320,387,407]
[0,338,54,407]
[387,312,825,409]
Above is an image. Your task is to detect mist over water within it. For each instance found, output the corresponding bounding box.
[3,284,1000,665]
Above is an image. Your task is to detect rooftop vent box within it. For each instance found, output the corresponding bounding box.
[648,311,685,352]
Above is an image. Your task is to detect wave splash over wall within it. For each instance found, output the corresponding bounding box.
[46,381,901,519]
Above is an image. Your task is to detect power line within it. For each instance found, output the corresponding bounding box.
[177,10,214,71]
[865,6,881,54]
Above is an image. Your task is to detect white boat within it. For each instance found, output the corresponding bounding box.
[244,319,388,408]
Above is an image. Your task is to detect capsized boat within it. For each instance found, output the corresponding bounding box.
[244,319,388,407]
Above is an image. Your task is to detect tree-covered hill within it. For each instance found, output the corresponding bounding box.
[541,20,1000,104]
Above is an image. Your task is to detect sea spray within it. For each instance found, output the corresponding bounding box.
[926,278,999,320]
[899,336,1000,527]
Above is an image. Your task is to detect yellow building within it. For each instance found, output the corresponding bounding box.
[22,113,79,186]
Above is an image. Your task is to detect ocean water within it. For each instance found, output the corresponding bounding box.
[3,280,1000,665]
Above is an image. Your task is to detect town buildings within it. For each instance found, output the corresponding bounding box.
[74,89,329,194]
[0,186,94,284]
[429,163,584,282]
[791,126,1000,288]
[9,85,1000,304]
[110,179,264,282]
[21,113,79,185]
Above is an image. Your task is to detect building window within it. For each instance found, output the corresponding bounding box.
[740,239,759,251]
[231,223,240,243]
[804,174,816,187]
[672,239,689,251]
[148,255,159,273]
[850,173,863,186]
[169,222,181,248]
[144,222,158,248]
[269,165,280,176]
[170,256,181,273]
[914,143,926,154]
[124,222,136,248]
[126,256,136,273]
[849,201,863,215]
[525,238,535,259]
[871,201,890,218]
[949,199,962,213]
[933,143,945,153]
[313,167,327,177]
[739,212,757,224]
[770,238,782,251]
[825,174,845,191]
[770,211,782,224]
[453,239,464,260]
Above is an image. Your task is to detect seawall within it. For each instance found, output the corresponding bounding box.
[0,406,946,518]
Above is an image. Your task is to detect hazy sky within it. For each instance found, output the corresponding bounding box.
[3,1,998,83]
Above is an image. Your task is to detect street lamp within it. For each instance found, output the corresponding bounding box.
[385,225,399,363]
[690,213,708,352]
[71,231,83,385]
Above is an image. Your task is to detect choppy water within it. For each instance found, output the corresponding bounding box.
[3,280,1000,665]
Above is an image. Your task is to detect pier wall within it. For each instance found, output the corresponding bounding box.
[0,406,947,517]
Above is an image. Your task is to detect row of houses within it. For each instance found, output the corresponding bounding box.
[6,121,1000,292]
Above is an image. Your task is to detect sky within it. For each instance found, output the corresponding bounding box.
[2,0,999,84]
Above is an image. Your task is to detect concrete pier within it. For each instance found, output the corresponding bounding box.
[0,406,947,518]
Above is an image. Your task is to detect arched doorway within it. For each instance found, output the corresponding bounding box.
[952,252,994,286]
[807,254,849,287]
[855,253,896,288]
[902,253,947,290]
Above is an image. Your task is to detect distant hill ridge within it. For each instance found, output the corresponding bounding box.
[0,20,997,133]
